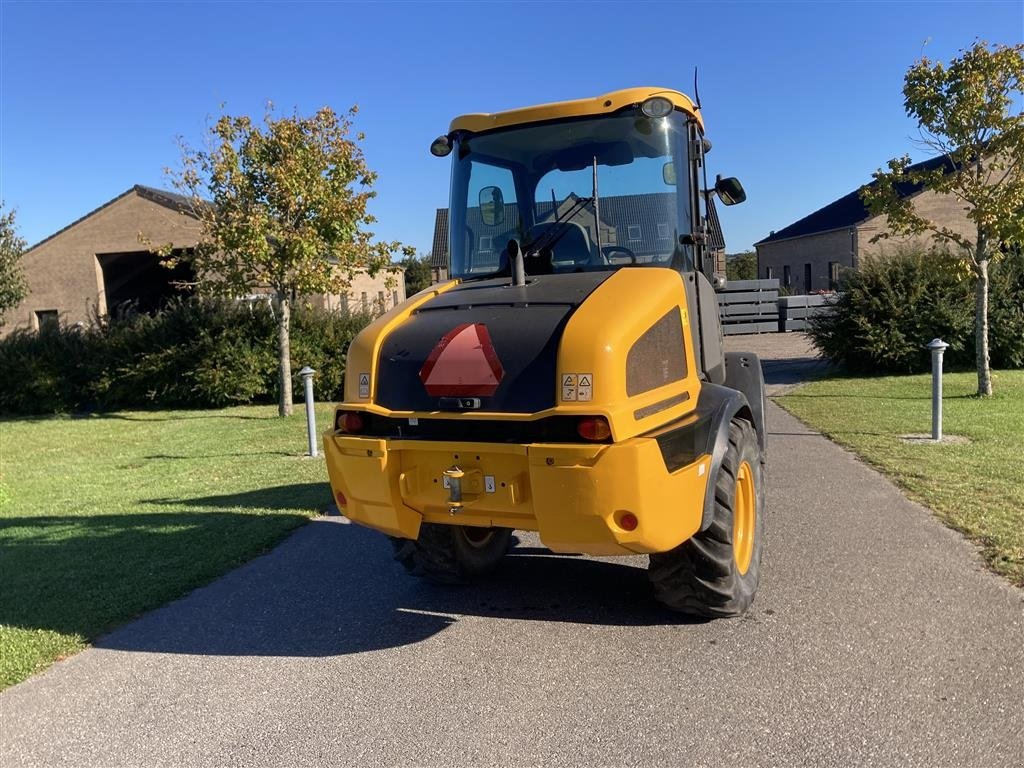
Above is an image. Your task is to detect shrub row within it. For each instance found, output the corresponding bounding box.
[0,299,373,415]
[809,246,1024,373]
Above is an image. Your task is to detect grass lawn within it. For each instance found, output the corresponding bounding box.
[776,370,1024,587]
[0,403,337,689]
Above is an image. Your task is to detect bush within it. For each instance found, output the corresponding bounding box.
[809,246,1024,374]
[0,298,372,415]
[809,248,974,373]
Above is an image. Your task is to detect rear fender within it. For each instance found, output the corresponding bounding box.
[651,383,757,532]
[724,352,767,456]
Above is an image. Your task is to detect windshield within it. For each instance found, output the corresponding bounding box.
[447,110,694,280]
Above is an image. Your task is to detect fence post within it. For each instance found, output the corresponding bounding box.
[298,366,318,457]
[926,339,949,441]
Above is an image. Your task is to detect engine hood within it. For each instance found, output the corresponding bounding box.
[375,272,614,413]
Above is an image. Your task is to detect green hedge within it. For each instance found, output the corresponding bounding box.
[809,247,1024,373]
[0,299,373,415]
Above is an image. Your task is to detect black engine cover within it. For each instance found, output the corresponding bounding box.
[375,273,612,413]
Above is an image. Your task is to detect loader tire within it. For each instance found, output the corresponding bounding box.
[648,417,764,617]
[391,524,513,584]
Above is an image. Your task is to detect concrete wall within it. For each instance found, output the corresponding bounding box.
[755,227,854,293]
[4,191,202,333]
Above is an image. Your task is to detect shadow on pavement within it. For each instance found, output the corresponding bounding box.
[95,518,702,659]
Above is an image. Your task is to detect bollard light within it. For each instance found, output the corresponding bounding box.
[926,339,949,441]
[299,366,318,457]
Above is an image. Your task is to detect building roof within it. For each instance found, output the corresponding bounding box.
[755,154,957,245]
[430,193,725,269]
[25,184,198,254]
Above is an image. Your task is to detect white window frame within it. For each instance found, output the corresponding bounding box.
[627,225,642,241]
[479,236,493,252]
[656,223,670,240]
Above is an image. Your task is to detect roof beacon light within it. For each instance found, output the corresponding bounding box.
[430,135,453,157]
[640,97,673,118]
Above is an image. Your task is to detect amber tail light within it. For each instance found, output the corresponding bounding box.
[336,411,366,434]
[576,416,612,442]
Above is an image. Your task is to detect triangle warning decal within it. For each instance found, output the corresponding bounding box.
[420,323,505,397]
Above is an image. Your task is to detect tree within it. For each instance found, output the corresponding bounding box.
[0,204,29,324]
[171,105,411,416]
[861,40,1024,396]
[726,251,757,281]
[401,252,433,296]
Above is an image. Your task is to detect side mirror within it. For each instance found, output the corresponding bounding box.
[479,186,505,226]
[662,162,676,185]
[715,175,746,206]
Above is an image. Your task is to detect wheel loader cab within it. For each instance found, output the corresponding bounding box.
[446,98,699,280]
[323,88,766,618]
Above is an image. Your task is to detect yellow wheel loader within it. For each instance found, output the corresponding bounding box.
[324,87,766,617]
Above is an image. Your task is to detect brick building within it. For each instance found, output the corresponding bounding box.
[755,155,972,293]
[3,185,404,335]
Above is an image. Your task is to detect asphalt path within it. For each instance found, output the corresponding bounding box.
[3,362,1023,766]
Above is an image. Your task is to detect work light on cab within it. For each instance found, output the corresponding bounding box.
[640,96,674,118]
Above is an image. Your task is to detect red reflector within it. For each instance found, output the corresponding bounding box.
[335,490,347,507]
[340,412,364,433]
[620,512,638,531]
[577,416,612,441]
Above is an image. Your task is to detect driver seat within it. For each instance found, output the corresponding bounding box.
[525,221,594,271]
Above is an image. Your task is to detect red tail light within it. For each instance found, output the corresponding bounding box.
[577,416,612,441]
[337,411,365,434]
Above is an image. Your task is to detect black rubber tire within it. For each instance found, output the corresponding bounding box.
[648,418,764,617]
[390,524,513,584]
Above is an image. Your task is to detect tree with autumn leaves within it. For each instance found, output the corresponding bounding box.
[862,41,1024,397]
[171,105,411,416]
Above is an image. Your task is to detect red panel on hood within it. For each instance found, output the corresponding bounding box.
[419,323,505,396]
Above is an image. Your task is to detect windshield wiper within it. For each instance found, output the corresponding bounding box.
[520,194,595,256]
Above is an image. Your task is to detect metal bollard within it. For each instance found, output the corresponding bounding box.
[298,366,318,457]
[926,339,949,441]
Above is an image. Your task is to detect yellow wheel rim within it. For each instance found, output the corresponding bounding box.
[733,461,756,575]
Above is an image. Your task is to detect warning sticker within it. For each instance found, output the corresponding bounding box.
[358,373,370,398]
[577,373,593,401]
[561,373,577,402]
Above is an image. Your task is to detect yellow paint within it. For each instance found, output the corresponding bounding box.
[323,430,709,556]
[449,87,704,135]
[343,280,459,403]
[733,460,756,575]
[555,268,701,441]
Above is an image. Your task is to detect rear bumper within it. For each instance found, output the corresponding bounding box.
[323,431,710,556]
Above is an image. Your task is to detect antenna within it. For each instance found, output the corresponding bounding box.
[693,66,702,111]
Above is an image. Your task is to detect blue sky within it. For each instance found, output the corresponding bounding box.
[1,1,1021,255]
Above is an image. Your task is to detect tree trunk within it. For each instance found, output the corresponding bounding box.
[974,258,993,397]
[276,291,294,416]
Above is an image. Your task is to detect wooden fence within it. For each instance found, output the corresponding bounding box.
[716,280,834,334]
[777,294,833,332]
[716,279,780,335]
